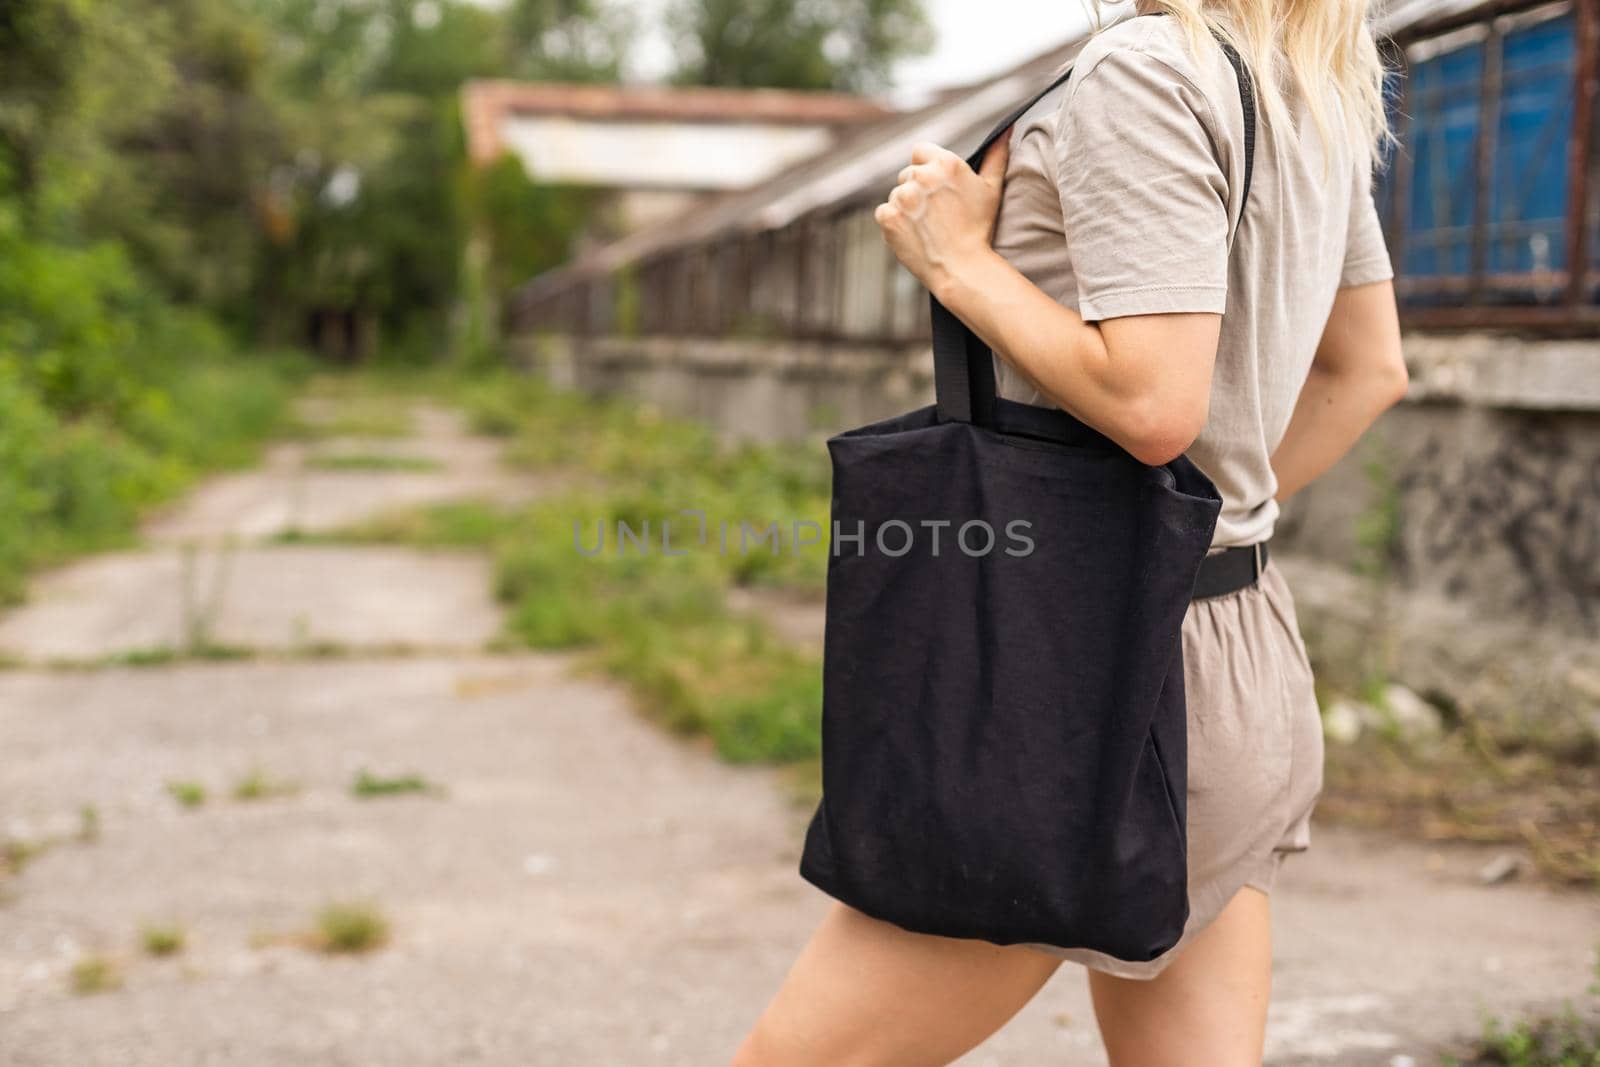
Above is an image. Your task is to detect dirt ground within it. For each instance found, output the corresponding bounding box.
[1,400,1596,1065]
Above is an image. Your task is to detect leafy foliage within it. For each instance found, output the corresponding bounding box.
[0,208,300,603]
[668,0,933,91]
[1469,955,1600,1066]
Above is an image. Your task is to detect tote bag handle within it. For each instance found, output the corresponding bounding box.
[932,33,1258,429]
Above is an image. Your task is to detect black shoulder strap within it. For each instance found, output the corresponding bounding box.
[1218,36,1257,233]
[932,22,1258,428]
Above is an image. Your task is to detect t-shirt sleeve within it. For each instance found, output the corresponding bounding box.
[1341,153,1395,287]
[1053,48,1230,322]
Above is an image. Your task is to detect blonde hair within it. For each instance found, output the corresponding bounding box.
[1117,0,1392,168]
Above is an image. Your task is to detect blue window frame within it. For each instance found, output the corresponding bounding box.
[1386,9,1580,304]
[1489,12,1576,278]
[1404,36,1485,280]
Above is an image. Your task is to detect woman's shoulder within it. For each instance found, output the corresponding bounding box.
[1070,14,1212,95]
[1055,14,1231,150]
[1048,14,1241,200]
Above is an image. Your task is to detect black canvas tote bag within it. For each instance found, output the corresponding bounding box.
[798,35,1256,962]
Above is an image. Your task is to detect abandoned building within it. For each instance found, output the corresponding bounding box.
[460,79,889,236]
[504,0,1600,729]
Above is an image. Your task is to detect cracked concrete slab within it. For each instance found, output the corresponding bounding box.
[0,546,500,662]
[1,659,1596,1065]
[145,406,551,545]
[2,393,1597,1065]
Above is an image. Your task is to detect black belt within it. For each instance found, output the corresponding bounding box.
[1193,542,1269,600]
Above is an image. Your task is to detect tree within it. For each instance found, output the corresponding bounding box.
[1,0,633,361]
[667,0,932,92]
[504,0,632,82]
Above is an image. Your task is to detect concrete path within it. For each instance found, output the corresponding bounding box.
[0,546,499,661]
[0,405,527,665]
[144,405,544,545]
[1,396,1596,1065]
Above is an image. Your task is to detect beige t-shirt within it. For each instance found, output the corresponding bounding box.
[990,15,1395,548]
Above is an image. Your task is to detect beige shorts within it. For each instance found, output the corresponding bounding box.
[1034,558,1326,980]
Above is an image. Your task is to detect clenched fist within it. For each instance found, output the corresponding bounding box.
[874,131,1012,299]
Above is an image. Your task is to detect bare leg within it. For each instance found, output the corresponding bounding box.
[732,903,1061,1067]
[1089,887,1274,1067]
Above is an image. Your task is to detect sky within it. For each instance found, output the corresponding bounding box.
[892,0,1099,94]
[625,0,1101,97]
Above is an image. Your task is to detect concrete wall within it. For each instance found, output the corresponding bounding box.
[520,332,933,443]
[1277,334,1600,637]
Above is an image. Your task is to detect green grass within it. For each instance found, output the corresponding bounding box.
[305,452,441,472]
[312,902,390,954]
[166,780,207,809]
[308,500,512,549]
[232,769,298,802]
[2,811,100,882]
[2,836,54,876]
[0,351,304,607]
[1473,1012,1600,1066]
[314,372,832,774]
[1464,954,1600,1065]
[109,643,253,668]
[290,380,416,440]
[140,924,187,957]
[457,373,830,768]
[69,956,122,995]
[351,770,436,798]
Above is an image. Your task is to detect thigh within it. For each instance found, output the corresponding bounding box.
[1088,887,1273,1067]
[734,903,1062,1067]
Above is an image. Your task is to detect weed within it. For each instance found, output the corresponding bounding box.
[1467,952,1600,1065]
[351,770,435,798]
[305,453,441,473]
[312,902,390,954]
[178,540,237,655]
[108,643,252,668]
[232,769,298,802]
[319,500,512,549]
[0,347,300,606]
[291,388,415,440]
[167,780,207,809]
[368,374,835,775]
[141,925,186,957]
[70,956,121,995]
[2,836,53,875]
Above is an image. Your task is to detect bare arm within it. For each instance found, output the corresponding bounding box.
[1271,280,1408,501]
[875,136,1220,468]
[935,250,1219,467]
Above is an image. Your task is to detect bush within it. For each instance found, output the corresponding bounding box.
[0,220,301,602]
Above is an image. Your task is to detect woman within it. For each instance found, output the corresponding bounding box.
[734,0,1408,1063]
